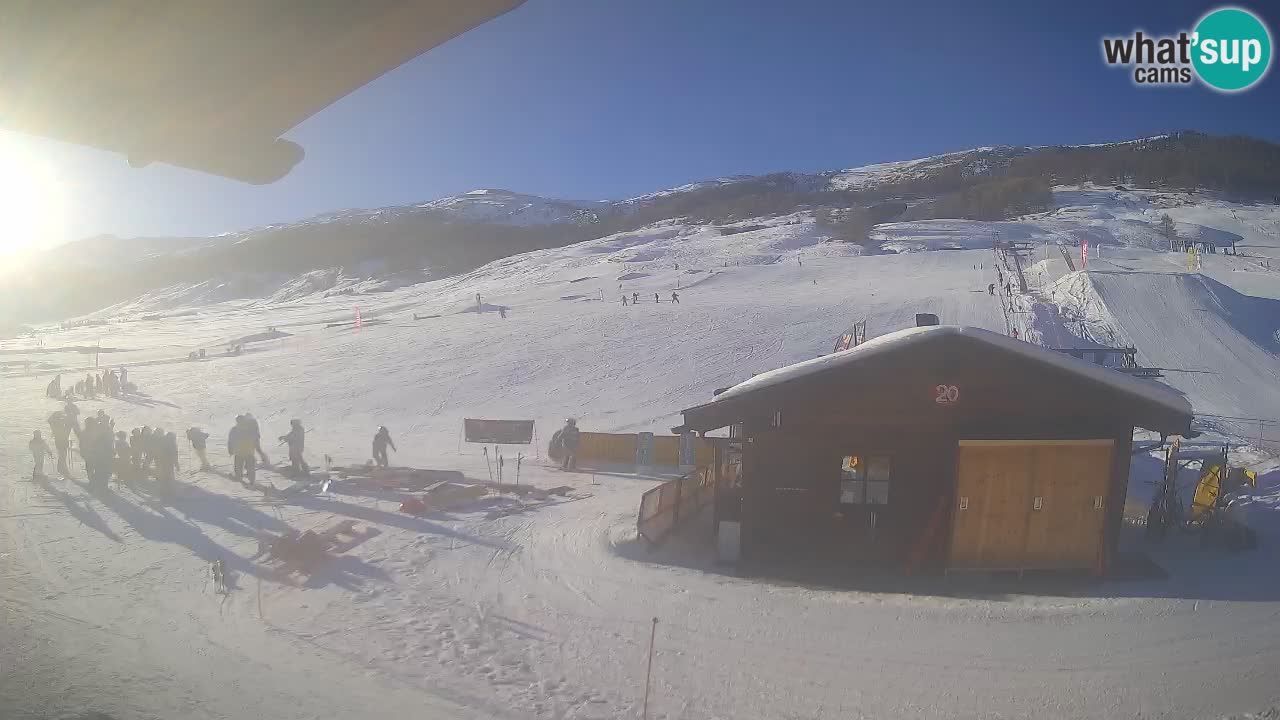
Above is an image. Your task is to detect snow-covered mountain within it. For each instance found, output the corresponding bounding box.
[4,131,1277,325]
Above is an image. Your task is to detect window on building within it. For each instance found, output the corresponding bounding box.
[840,454,891,505]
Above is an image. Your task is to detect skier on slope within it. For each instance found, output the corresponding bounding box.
[279,419,310,476]
[372,426,396,468]
[186,427,211,471]
[654,293,660,303]
[131,427,147,471]
[114,431,132,483]
[632,292,639,304]
[622,295,628,306]
[988,283,995,296]
[29,430,53,479]
[228,416,258,485]
[81,417,100,479]
[48,411,72,476]
[153,432,180,495]
[243,413,270,465]
[559,418,580,471]
[671,291,680,304]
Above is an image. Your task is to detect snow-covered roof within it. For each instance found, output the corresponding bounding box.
[711,325,1192,417]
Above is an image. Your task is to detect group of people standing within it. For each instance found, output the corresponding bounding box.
[621,291,680,306]
[37,400,182,492]
[45,368,129,402]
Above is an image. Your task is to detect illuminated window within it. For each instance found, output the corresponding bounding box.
[840,455,891,505]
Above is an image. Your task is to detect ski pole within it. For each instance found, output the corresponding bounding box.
[483,447,493,482]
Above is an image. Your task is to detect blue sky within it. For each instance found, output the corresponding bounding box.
[11,0,1280,245]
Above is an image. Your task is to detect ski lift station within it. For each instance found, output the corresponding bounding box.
[675,324,1194,574]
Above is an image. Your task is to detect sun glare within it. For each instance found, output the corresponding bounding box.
[0,136,63,267]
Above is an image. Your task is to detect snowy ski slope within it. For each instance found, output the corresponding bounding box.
[3,185,1280,720]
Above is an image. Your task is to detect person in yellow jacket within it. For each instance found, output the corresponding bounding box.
[228,415,258,485]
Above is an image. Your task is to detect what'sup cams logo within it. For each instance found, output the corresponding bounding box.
[1102,7,1272,92]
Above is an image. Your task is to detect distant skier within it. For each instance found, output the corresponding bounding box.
[1011,328,1020,340]
[988,283,995,296]
[1006,283,1012,297]
[498,307,507,319]
[279,419,310,476]
[29,430,52,479]
[654,293,660,303]
[559,418,580,471]
[119,366,127,388]
[621,295,628,306]
[186,427,211,471]
[372,426,396,468]
[671,292,680,304]
[632,292,639,304]
[228,416,258,485]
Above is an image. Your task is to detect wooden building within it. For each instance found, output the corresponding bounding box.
[675,325,1193,573]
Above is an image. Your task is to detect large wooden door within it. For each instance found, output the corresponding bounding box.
[949,444,1034,570]
[1023,442,1113,568]
[950,440,1113,571]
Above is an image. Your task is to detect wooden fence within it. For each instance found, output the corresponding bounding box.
[577,432,714,467]
[637,465,716,544]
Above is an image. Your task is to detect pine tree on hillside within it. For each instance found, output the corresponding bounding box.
[1158,213,1176,249]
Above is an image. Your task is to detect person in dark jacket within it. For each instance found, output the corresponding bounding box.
[154,432,180,494]
[81,417,99,479]
[559,418,580,471]
[279,419,310,476]
[130,428,146,470]
[48,411,72,475]
[186,427,211,471]
[29,431,53,479]
[372,426,396,468]
[46,374,62,399]
[114,431,132,483]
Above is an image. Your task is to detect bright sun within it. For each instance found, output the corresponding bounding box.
[0,136,63,263]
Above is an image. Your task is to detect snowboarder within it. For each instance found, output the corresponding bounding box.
[29,430,52,479]
[372,426,396,468]
[279,419,310,476]
[186,427,211,470]
[559,418,580,471]
[671,291,680,304]
[988,283,995,296]
[243,413,270,464]
[228,416,257,485]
